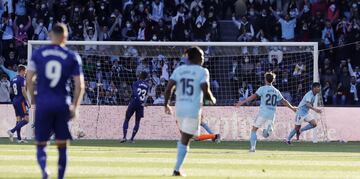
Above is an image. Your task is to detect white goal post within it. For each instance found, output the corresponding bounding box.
[26,41,327,142]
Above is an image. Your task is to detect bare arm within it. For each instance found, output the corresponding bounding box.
[235,93,258,107]
[21,86,30,107]
[201,82,216,105]
[72,75,85,108]
[26,70,36,105]
[281,99,297,112]
[164,79,176,114]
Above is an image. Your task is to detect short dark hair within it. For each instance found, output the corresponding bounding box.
[17,65,26,72]
[51,23,68,36]
[312,82,321,88]
[139,72,148,80]
[265,72,276,83]
[185,46,203,64]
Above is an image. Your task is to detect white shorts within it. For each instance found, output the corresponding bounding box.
[253,115,275,131]
[177,117,201,136]
[294,113,315,125]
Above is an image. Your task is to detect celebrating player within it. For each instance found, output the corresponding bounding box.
[120,72,149,143]
[164,47,216,176]
[7,65,30,143]
[27,23,85,179]
[285,82,322,144]
[235,72,297,152]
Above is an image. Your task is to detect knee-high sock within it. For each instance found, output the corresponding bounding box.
[196,134,216,141]
[10,120,28,133]
[200,122,213,134]
[58,147,67,179]
[36,145,47,178]
[122,118,130,139]
[130,117,141,140]
[174,142,189,172]
[250,131,257,149]
[287,129,297,141]
[300,123,315,132]
[15,121,21,140]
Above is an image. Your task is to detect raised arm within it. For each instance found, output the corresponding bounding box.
[232,15,241,29]
[164,79,176,114]
[24,16,32,30]
[108,16,120,36]
[347,59,356,77]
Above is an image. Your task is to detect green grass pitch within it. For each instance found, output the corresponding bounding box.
[0,138,359,179]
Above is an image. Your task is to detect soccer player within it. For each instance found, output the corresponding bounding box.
[194,114,221,143]
[120,72,149,143]
[26,23,85,179]
[164,47,216,176]
[235,72,297,152]
[7,65,31,143]
[285,82,322,144]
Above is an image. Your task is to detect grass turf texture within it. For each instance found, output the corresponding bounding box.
[0,138,359,179]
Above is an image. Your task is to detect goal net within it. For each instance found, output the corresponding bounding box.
[27,41,328,142]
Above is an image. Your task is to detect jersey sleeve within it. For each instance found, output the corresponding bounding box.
[200,68,210,84]
[255,87,263,97]
[170,68,179,82]
[27,50,37,72]
[277,90,284,102]
[304,93,313,103]
[71,53,83,76]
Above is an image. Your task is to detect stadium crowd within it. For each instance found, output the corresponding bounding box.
[0,0,359,106]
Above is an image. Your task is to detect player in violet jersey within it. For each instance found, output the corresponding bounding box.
[7,65,31,143]
[26,23,85,179]
[120,72,149,143]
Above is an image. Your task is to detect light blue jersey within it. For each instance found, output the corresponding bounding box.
[255,85,284,119]
[297,90,316,117]
[170,65,209,119]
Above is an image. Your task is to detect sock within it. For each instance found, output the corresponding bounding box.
[287,129,297,141]
[122,118,130,139]
[196,134,216,141]
[36,145,47,177]
[130,117,141,141]
[300,123,315,132]
[58,147,67,179]
[250,131,257,150]
[200,122,213,134]
[10,120,28,133]
[174,142,189,172]
[15,121,21,140]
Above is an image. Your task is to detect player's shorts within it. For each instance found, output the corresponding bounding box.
[12,99,29,118]
[126,101,144,119]
[34,104,72,142]
[177,117,201,136]
[253,115,275,131]
[294,113,315,125]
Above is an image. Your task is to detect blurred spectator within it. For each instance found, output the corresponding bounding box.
[232,15,254,41]
[0,74,10,103]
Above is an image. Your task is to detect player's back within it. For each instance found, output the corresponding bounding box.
[256,85,283,119]
[297,90,315,116]
[10,75,25,102]
[31,45,82,107]
[131,80,148,104]
[171,65,209,119]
